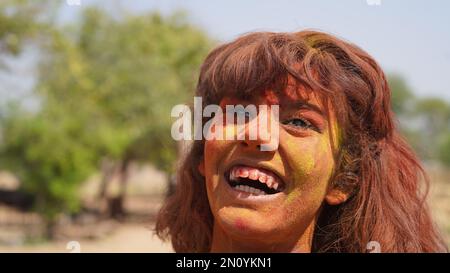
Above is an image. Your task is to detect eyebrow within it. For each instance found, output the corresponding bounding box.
[286,101,325,117]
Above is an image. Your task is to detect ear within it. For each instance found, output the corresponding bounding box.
[325,187,350,206]
[198,159,205,176]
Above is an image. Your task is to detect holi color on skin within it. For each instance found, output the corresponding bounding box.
[202,86,346,252]
[234,218,247,232]
[155,30,448,253]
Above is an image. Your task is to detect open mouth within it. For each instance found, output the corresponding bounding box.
[225,165,285,196]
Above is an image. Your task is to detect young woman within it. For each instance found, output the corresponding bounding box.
[155,30,447,252]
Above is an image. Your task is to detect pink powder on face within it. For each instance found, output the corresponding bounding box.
[234,218,247,232]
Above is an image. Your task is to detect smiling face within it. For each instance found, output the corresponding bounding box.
[199,85,346,252]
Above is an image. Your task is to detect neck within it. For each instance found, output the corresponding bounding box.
[210,220,316,253]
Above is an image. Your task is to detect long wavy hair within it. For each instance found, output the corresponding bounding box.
[155,30,447,252]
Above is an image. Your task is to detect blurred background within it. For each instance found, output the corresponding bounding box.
[0,0,448,252]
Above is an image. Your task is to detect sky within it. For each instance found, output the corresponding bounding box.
[2,0,450,104]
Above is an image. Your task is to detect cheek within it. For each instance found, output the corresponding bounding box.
[283,136,317,183]
[203,139,233,191]
[204,139,222,154]
[283,134,335,205]
[204,140,226,212]
[203,116,242,179]
[204,140,223,179]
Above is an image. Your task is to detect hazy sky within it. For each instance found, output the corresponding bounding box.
[3,0,450,104]
[61,0,450,100]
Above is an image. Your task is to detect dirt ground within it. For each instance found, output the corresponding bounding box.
[0,222,173,253]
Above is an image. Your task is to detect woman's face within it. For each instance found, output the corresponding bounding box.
[200,86,345,251]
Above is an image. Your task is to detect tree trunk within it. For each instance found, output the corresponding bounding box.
[44,218,57,240]
[97,158,117,201]
[108,159,130,220]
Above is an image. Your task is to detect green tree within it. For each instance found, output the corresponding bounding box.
[388,74,450,162]
[1,4,212,234]
[387,74,424,154]
[0,0,55,57]
[414,97,450,160]
[388,74,415,117]
[0,103,96,237]
[39,7,212,169]
[438,134,450,166]
[415,98,450,136]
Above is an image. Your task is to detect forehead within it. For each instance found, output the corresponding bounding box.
[218,81,341,151]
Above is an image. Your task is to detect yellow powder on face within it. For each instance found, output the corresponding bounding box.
[301,152,315,175]
[324,104,342,153]
[223,122,236,140]
[282,126,340,205]
[287,142,315,183]
[283,138,316,205]
[286,189,301,204]
[261,203,279,214]
[223,206,276,228]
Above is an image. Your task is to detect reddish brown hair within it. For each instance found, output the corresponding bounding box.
[155,30,447,252]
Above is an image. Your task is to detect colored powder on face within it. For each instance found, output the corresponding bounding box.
[285,137,315,182]
[234,218,247,232]
[301,152,315,175]
[223,122,237,140]
[282,136,326,206]
[318,134,331,159]
[322,100,342,152]
[286,190,302,204]
[334,122,342,146]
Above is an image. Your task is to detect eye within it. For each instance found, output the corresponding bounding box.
[282,118,313,129]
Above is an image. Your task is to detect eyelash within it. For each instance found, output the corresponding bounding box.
[282,117,316,131]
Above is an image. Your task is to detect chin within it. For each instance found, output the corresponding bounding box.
[215,205,286,240]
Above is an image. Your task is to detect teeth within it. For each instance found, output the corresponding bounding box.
[233,168,239,179]
[233,185,267,196]
[248,169,258,180]
[229,165,283,192]
[273,183,278,190]
[258,174,267,183]
[266,176,273,188]
[239,168,249,178]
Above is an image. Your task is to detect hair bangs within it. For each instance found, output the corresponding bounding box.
[197,32,337,106]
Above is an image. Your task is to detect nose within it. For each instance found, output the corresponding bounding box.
[239,105,279,152]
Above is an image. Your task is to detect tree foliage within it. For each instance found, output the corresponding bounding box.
[388,75,450,163]
[0,5,213,230]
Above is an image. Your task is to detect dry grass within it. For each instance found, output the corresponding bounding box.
[427,164,450,248]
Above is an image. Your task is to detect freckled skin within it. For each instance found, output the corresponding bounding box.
[202,89,341,253]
